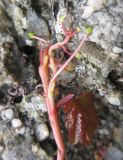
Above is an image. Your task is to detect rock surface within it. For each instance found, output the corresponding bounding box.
[34,123,49,142]
[105,146,123,160]
[11,118,22,128]
[0,0,123,159]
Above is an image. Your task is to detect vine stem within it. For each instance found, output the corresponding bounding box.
[49,33,88,86]
[32,35,48,43]
[47,33,88,160]
[38,28,90,160]
[39,50,65,160]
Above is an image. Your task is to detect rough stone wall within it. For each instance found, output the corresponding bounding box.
[66,0,123,53]
[0,0,123,160]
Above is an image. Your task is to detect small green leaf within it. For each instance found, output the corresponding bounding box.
[75,52,82,60]
[59,15,66,22]
[86,27,93,34]
[28,32,35,39]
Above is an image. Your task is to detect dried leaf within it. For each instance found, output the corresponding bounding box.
[63,92,99,145]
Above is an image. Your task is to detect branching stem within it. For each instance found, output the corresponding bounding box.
[49,34,88,86]
[36,24,91,160]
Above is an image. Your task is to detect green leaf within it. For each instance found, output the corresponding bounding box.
[59,15,66,22]
[86,27,93,34]
[28,32,35,39]
[75,52,83,60]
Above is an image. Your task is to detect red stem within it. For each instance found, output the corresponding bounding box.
[39,49,65,160]
[47,33,88,160]
[49,34,88,85]
[61,45,72,56]
[48,36,70,56]
[32,35,48,43]
[38,26,89,160]
[46,97,65,160]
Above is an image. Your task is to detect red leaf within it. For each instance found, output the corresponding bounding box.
[63,92,99,145]
[57,94,74,109]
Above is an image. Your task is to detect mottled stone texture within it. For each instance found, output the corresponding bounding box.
[67,0,123,53]
[0,0,123,160]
